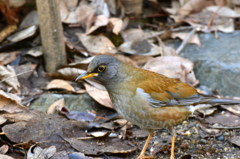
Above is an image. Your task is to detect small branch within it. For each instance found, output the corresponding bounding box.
[0,70,33,83]
[176,27,196,54]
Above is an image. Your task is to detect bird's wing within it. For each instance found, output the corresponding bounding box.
[137,76,212,107]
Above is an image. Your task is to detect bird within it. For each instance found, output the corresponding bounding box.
[76,55,240,159]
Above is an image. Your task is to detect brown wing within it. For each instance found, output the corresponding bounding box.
[137,71,211,107]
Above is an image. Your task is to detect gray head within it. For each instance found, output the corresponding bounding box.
[76,55,121,84]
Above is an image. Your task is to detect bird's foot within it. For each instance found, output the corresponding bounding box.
[170,155,175,159]
[136,154,154,159]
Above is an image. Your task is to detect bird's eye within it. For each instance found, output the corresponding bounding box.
[97,65,106,72]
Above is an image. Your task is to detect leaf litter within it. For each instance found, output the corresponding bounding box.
[0,0,240,158]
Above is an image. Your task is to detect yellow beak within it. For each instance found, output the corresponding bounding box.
[75,72,98,81]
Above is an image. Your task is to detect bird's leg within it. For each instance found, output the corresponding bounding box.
[137,131,154,159]
[169,128,176,159]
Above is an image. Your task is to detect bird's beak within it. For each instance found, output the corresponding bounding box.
[75,72,99,81]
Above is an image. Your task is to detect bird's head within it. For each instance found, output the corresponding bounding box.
[75,55,122,84]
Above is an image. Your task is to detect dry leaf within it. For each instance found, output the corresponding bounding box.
[90,0,110,17]
[27,145,56,159]
[84,83,113,109]
[0,154,14,159]
[47,98,65,114]
[59,0,69,21]
[177,0,207,16]
[109,17,123,34]
[171,32,201,46]
[87,15,109,35]
[206,6,240,18]
[0,65,20,92]
[0,51,19,65]
[121,29,147,42]
[121,0,142,14]
[7,25,38,42]
[64,5,95,32]
[143,56,199,86]
[46,79,75,91]
[77,33,117,54]
[60,109,96,121]
[27,46,43,57]
[0,90,27,113]
[118,40,161,56]
[185,10,235,33]
[47,67,86,81]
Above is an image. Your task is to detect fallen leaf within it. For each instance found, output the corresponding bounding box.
[0,90,27,113]
[68,152,95,159]
[0,154,14,159]
[0,51,19,65]
[59,0,69,21]
[27,145,56,159]
[109,17,123,34]
[118,40,161,56]
[142,56,199,86]
[7,25,38,42]
[0,65,20,92]
[90,0,110,17]
[26,46,43,57]
[206,6,240,18]
[59,107,96,121]
[46,79,75,91]
[206,111,240,127]
[0,145,8,154]
[86,14,109,34]
[229,136,240,148]
[77,33,117,54]
[47,67,86,81]
[47,98,65,114]
[75,5,95,32]
[121,0,142,14]
[87,131,109,137]
[84,83,113,109]
[221,104,240,116]
[177,0,207,16]
[171,32,201,46]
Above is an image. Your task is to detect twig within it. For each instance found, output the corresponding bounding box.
[172,26,193,32]
[207,5,223,29]
[176,27,196,54]
[0,70,34,83]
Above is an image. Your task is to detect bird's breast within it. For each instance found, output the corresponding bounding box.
[107,87,191,130]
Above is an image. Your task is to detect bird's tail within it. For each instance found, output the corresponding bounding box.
[208,98,240,105]
[193,98,240,111]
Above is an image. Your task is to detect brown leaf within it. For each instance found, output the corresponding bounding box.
[177,0,207,16]
[47,98,65,114]
[0,90,27,113]
[118,40,161,56]
[86,15,109,35]
[206,111,240,127]
[0,65,20,93]
[46,79,75,91]
[109,17,123,34]
[27,145,56,159]
[84,83,113,109]
[59,107,96,121]
[0,154,14,159]
[206,6,240,18]
[0,145,8,154]
[171,32,201,46]
[142,56,199,86]
[47,67,86,81]
[64,5,95,32]
[77,33,117,54]
[0,51,19,65]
